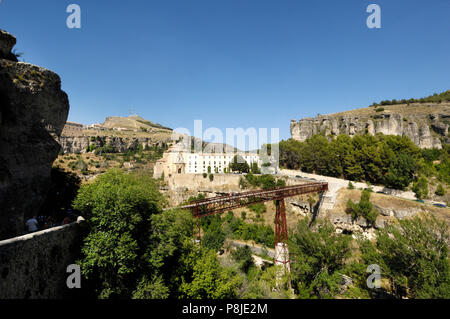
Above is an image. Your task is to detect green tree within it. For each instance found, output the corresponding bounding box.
[229,155,250,173]
[345,190,378,225]
[436,184,446,196]
[361,215,450,298]
[250,162,261,174]
[231,245,254,273]
[203,227,226,252]
[289,218,351,298]
[73,169,197,299]
[241,265,292,299]
[413,176,429,200]
[180,250,243,299]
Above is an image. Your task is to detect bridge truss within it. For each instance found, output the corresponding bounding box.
[177,182,329,268]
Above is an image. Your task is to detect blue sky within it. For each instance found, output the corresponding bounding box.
[1,0,449,141]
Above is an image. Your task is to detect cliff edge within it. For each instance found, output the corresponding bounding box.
[0,30,69,240]
[291,102,449,149]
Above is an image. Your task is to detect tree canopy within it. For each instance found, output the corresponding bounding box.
[278,134,422,190]
[229,155,250,173]
[74,169,239,299]
[359,215,450,298]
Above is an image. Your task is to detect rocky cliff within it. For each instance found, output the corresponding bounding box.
[0,30,69,240]
[290,103,450,149]
[58,135,169,154]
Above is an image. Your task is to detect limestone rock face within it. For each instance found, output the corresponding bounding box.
[58,135,163,154]
[0,30,69,240]
[290,108,449,149]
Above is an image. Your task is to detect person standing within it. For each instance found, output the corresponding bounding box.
[25,216,39,233]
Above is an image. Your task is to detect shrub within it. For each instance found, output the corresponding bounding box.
[248,203,266,215]
[231,246,254,273]
[436,184,446,196]
[290,218,352,298]
[413,176,428,200]
[203,228,226,252]
[361,215,450,298]
[86,144,96,153]
[229,155,250,173]
[346,190,378,225]
[375,107,385,112]
[209,174,214,182]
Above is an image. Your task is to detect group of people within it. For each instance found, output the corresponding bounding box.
[25,210,77,234]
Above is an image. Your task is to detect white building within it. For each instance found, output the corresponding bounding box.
[154,147,264,179]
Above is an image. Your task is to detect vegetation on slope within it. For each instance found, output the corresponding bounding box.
[69,169,450,299]
[278,134,450,193]
[55,144,167,177]
[370,90,450,107]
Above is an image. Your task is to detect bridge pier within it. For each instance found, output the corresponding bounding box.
[274,199,290,272]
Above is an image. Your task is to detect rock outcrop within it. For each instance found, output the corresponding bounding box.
[58,135,167,154]
[0,30,18,62]
[0,30,69,240]
[291,105,449,149]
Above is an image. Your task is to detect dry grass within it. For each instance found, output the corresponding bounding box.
[53,152,156,182]
[333,188,450,225]
[326,102,450,118]
[228,193,317,231]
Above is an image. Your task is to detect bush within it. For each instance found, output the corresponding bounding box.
[86,144,96,153]
[413,176,428,200]
[248,203,266,215]
[209,174,214,182]
[73,169,184,298]
[289,218,352,298]
[203,228,226,252]
[348,182,355,190]
[203,173,207,178]
[229,155,250,173]
[244,173,282,190]
[231,246,254,273]
[436,184,446,196]
[375,107,385,112]
[361,215,450,298]
[346,190,378,225]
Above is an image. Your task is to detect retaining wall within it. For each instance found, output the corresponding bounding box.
[0,217,86,299]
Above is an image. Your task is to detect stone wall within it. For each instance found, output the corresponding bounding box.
[167,173,242,192]
[0,217,86,299]
[164,174,242,206]
[61,122,84,137]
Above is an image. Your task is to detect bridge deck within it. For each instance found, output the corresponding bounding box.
[175,182,328,218]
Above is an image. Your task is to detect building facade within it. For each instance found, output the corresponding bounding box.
[153,148,262,179]
[61,121,84,137]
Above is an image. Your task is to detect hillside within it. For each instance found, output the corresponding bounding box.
[291,101,450,149]
[102,115,172,132]
[59,115,178,154]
